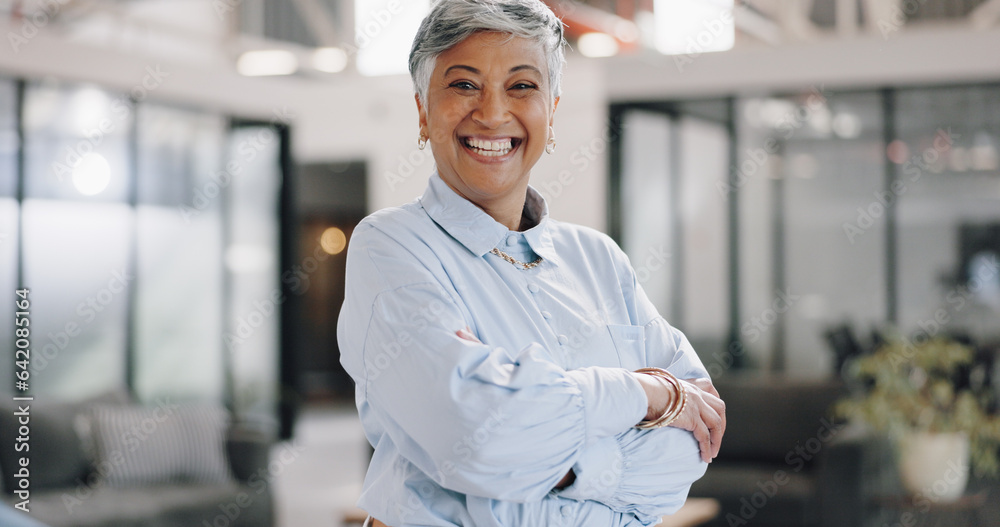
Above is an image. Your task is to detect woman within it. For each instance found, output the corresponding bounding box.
[338,1,726,525]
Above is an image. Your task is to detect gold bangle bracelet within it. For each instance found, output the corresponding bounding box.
[635,367,687,429]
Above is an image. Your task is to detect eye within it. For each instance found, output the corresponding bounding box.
[450,81,477,91]
[510,82,538,91]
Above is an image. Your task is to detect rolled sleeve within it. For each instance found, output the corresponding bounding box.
[555,427,708,524]
[563,367,647,445]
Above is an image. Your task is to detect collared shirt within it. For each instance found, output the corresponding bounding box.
[338,173,709,527]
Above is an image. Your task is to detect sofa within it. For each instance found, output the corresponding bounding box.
[687,374,858,527]
[0,392,274,527]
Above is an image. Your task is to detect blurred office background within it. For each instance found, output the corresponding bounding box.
[0,1,998,526]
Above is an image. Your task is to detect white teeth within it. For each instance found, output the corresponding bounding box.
[465,137,513,156]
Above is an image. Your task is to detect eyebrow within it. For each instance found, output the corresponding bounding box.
[443,64,543,77]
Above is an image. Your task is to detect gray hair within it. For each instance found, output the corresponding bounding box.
[408,0,567,105]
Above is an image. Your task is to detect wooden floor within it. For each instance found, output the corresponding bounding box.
[661,498,721,527]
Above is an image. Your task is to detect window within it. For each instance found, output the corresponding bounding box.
[21,82,132,398]
[612,83,1000,377]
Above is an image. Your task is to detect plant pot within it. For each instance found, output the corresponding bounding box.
[897,432,969,501]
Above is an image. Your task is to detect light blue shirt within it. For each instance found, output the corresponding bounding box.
[338,173,709,527]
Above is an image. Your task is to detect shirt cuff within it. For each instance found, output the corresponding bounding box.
[558,427,708,523]
[563,367,646,444]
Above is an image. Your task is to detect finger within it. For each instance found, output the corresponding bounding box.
[710,419,724,459]
[694,422,712,463]
[715,399,727,440]
[684,378,719,399]
[703,394,726,443]
[695,395,725,459]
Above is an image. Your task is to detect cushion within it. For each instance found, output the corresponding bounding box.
[89,402,233,488]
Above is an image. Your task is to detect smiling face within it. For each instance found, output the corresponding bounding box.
[416,31,558,223]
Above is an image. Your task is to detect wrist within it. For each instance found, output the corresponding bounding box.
[633,368,686,429]
[631,371,666,421]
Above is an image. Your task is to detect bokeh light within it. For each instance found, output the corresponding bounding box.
[72,152,111,195]
[321,227,347,255]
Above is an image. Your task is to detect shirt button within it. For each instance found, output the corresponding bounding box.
[506,235,517,246]
[541,311,552,319]
[557,334,568,345]
[528,283,540,293]
[561,505,572,516]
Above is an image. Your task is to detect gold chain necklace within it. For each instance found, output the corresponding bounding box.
[490,248,542,270]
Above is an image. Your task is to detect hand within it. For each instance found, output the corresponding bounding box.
[456,326,480,343]
[671,378,725,463]
[633,373,726,463]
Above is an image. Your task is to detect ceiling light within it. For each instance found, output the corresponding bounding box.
[654,0,734,56]
[237,50,298,77]
[72,153,111,196]
[313,47,348,73]
[355,0,430,76]
[578,33,619,58]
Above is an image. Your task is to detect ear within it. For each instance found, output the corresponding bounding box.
[548,96,560,128]
[415,93,428,137]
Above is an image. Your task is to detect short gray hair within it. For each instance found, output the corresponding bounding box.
[408,0,567,105]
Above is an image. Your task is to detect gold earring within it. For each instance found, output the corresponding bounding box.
[545,136,556,154]
[418,133,428,150]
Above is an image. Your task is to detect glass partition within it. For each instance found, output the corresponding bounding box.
[227,125,281,429]
[1,77,287,428]
[677,113,729,364]
[779,91,886,376]
[620,110,676,320]
[619,105,731,368]
[133,105,226,403]
[896,86,1000,343]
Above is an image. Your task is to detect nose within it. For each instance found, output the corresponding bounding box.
[472,87,512,129]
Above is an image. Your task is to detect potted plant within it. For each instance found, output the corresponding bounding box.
[834,336,1000,501]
